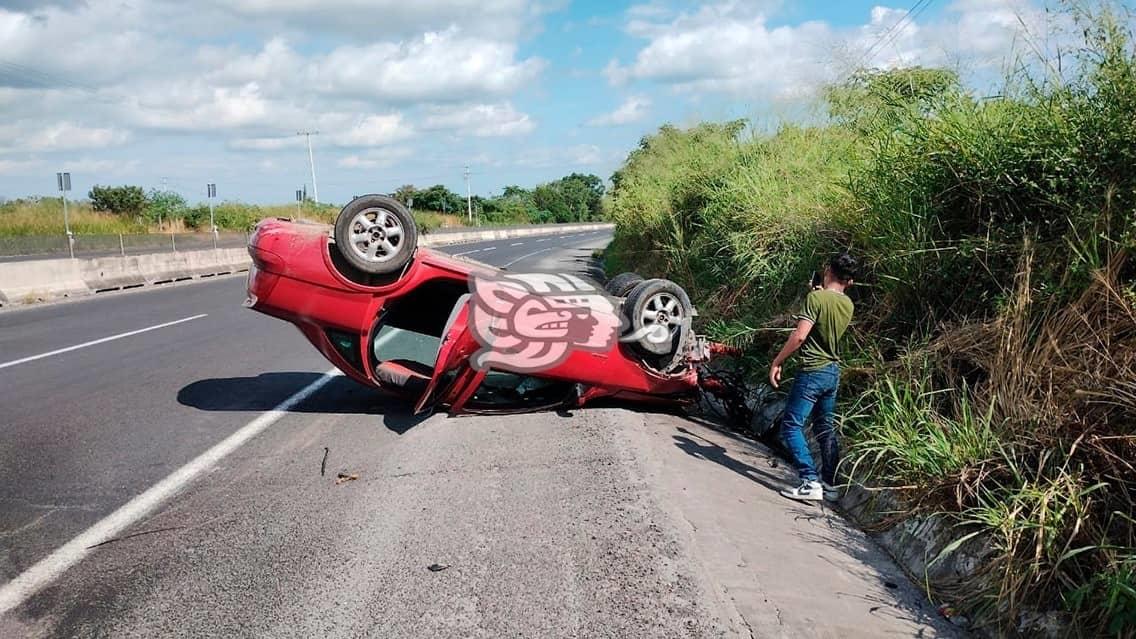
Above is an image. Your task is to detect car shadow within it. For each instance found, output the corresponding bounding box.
[671,426,788,493]
[177,372,430,434]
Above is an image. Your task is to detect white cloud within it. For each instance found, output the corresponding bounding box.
[316,28,545,103]
[329,114,415,147]
[0,122,130,152]
[229,136,305,152]
[0,158,44,175]
[607,3,835,98]
[216,0,535,40]
[511,144,617,169]
[608,0,1053,98]
[0,3,178,89]
[123,82,278,131]
[65,157,139,175]
[422,103,535,137]
[231,113,415,150]
[337,147,416,169]
[586,96,651,126]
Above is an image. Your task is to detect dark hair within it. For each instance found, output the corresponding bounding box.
[829,252,858,282]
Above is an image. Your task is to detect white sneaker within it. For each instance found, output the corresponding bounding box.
[822,482,840,502]
[780,480,824,502]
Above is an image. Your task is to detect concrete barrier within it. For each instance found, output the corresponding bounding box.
[0,223,613,307]
[0,258,90,305]
[79,248,250,292]
[0,248,251,307]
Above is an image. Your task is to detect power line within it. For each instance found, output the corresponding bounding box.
[857,0,933,68]
[874,0,936,65]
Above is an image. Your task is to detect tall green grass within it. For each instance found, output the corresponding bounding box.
[605,6,1136,634]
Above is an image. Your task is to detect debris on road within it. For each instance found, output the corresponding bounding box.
[335,472,358,485]
[320,447,329,477]
[937,604,970,628]
[427,563,452,572]
[86,526,184,549]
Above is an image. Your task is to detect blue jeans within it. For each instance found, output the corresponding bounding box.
[780,363,841,484]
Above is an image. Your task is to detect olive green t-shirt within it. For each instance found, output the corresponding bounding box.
[795,289,854,371]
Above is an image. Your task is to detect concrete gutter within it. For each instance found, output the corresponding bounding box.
[0,223,613,307]
[840,485,1067,636]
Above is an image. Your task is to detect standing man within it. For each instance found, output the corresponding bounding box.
[769,253,857,502]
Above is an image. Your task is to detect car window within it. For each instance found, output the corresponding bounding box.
[373,325,440,368]
[466,371,574,408]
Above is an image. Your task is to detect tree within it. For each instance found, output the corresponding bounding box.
[532,183,572,222]
[530,173,606,222]
[144,189,188,225]
[559,173,605,220]
[393,184,417,206]
[88,185,146,217]
[412,184,464,214]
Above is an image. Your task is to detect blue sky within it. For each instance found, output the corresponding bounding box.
[0,0,1062,204]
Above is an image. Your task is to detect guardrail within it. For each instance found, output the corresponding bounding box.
[0,232,250,262]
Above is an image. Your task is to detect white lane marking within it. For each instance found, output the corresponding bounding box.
[504,247,555,268]
[453,248,481,255]
[535,238,549,242]
[481,246,496,252]
[558,235,568,239]
[0,314,208,371]
[0,367,341,617]
[510,242,524,246]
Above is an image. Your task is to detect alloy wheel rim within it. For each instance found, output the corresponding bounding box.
[348,207,404,264]
[640,291,683,344]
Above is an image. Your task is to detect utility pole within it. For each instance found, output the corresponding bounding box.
[297,131,320,203]
[56,172,72,258]
[464,165,472,224]
[157,176,169,230]
[207,183,217,249]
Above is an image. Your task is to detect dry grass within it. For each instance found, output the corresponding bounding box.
[849,246,1136,633]
[0,198,146,235]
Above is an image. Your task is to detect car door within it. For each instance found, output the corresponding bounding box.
[414,294,480,414]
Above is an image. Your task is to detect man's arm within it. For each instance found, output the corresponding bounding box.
[769,318,814,388]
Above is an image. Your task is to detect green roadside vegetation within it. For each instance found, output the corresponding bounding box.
[0,172,605,237]
[605,8,1135,636]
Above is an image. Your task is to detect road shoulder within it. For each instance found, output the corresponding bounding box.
[614,410,959,638]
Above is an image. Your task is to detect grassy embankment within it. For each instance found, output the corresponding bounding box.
[605,11,1135,636]
[0,198,465,236]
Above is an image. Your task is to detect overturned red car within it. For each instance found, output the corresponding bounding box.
[245,194,738,415]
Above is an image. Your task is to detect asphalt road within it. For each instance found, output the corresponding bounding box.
[0,228,955,638]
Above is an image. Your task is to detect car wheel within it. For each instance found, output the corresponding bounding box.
[605,272,643,297]
[333,194,418,275]
[623,278,692,356]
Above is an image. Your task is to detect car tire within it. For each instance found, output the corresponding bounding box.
[605,272,643,297]
[333,195,418,275]
[623,278,692,356]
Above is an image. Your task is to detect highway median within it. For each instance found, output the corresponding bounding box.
[0,222,612,308]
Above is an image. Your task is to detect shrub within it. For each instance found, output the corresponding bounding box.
[88,185,146,217]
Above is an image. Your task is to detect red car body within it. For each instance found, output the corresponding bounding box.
[245,218,734,415]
